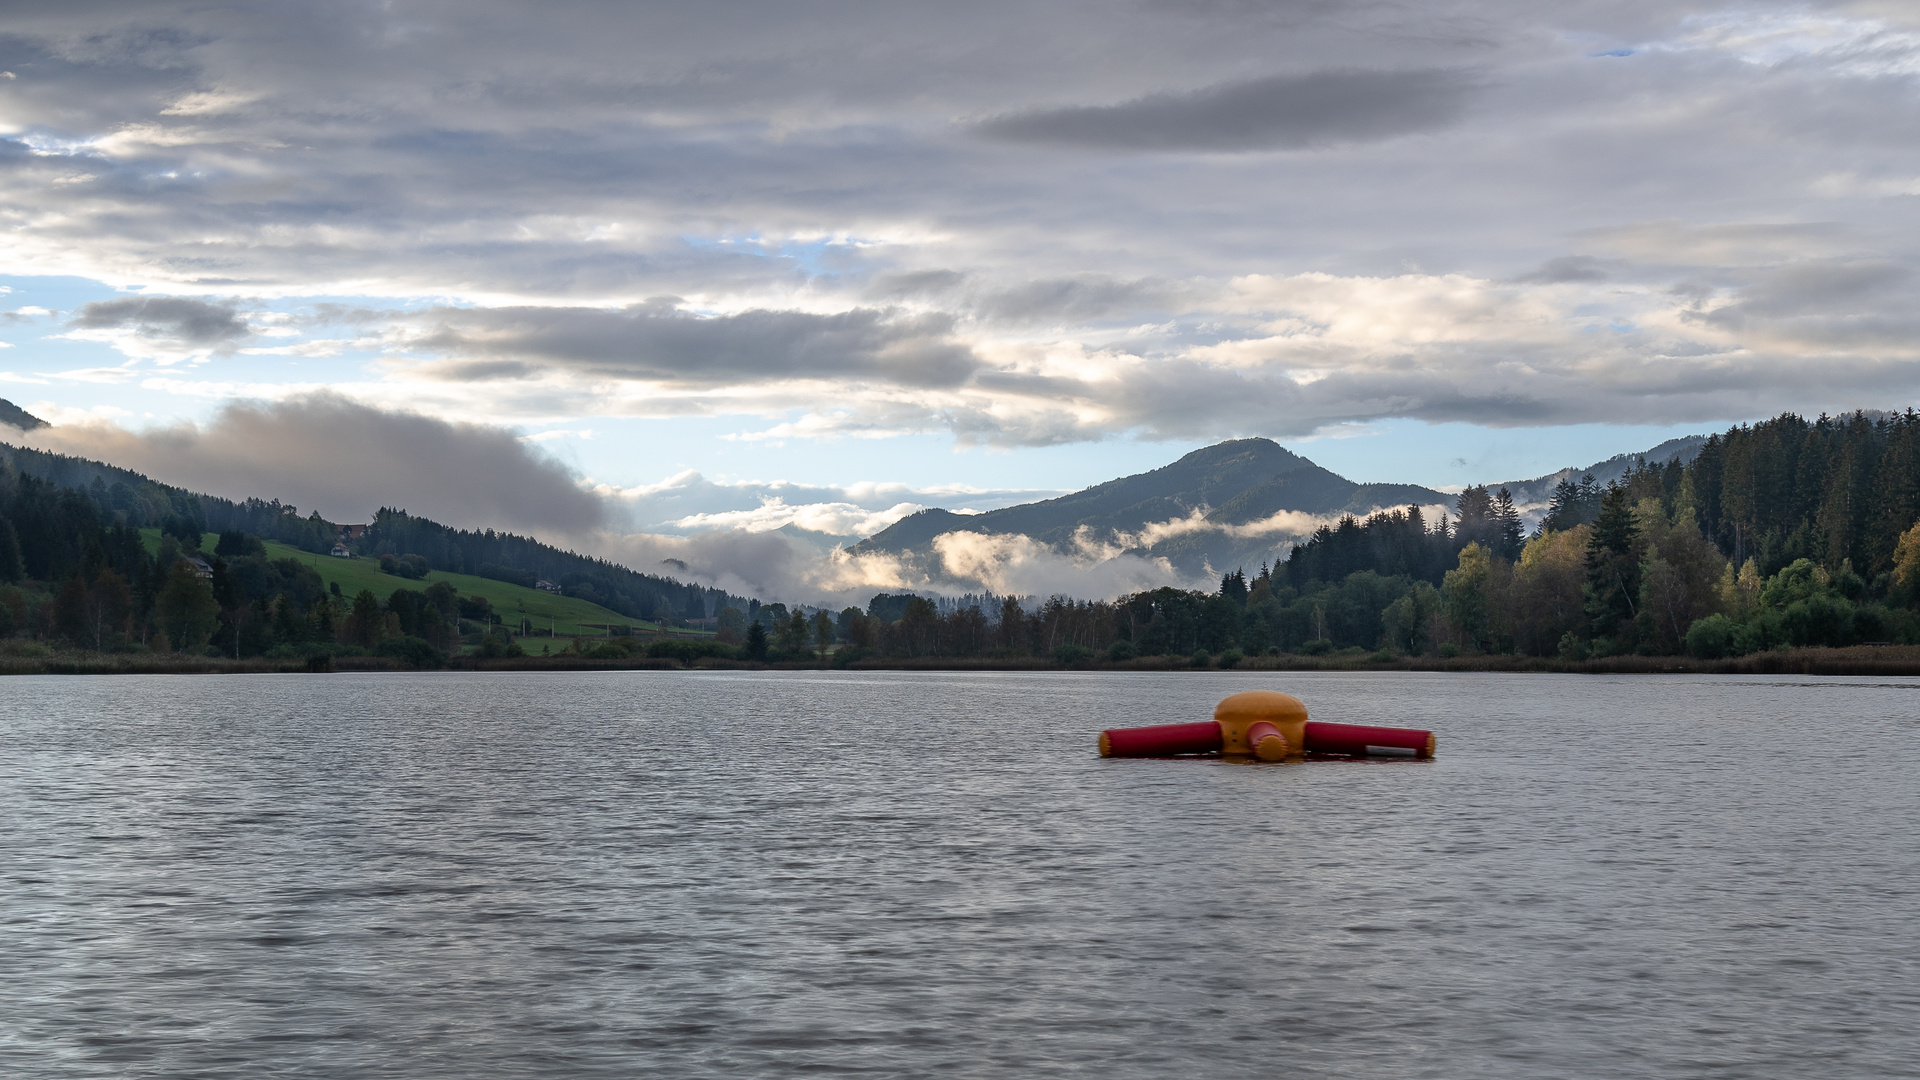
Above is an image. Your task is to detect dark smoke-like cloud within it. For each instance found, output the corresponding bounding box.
[394,303,979,387]
[70,297,252,351]
[974,69,1477,151]
[20,392,606,533]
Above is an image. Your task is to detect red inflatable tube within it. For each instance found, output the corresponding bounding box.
[1099,721,1224,757]
[1304,720,1435,759]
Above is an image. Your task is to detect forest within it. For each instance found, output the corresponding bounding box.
[5,410,1920,665]
[718,410,1920,664]
[0,445,743,661]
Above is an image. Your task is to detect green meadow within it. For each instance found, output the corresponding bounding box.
[142,530,706,639]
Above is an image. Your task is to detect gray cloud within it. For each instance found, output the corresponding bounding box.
[1510,255,1611,284]
[69,297,251,350]
[1720,259,1911,317]
[0,1,1916,462]
[970,276,1181,324]
[865,270,970,301]
[973,69,1478,151]
[1574,221,1865,267]
[397,303,979,388]
[19,392,605,533]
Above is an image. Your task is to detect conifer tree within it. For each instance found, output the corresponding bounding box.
[1493,487,1524,558]
[1584,484,1643,647]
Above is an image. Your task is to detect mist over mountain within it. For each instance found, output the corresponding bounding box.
[857,439,1453,576]
[854,434,1712,580]
[1,397,1723,605]
[1493,435,1709,520]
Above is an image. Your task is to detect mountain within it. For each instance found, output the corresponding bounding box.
[1492,435,1709,521]
[856,438,1453,577]
[0,399,48,432]
[854,433,1722,580]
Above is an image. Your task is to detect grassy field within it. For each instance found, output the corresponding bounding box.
[142,530,709,639]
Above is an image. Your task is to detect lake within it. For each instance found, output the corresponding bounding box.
[2,670,1916,1078]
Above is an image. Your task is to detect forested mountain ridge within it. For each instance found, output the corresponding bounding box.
[1491,434,1709,517]
[0,399,47,432]
[5,408,1920,667]
[1263,409,1920,659]
[0,438,746,659]
[856,438,1451,573]
[819,410,1920,666]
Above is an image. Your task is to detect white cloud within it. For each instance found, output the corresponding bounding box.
[588,468,1061,535]
[668,498,926,537]
[0,0,1915,515]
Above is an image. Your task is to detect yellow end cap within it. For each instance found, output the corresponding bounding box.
[1214,691,1309,757]
[1251,733,1289,762]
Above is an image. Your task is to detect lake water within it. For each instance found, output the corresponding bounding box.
[2,670,1917,1078]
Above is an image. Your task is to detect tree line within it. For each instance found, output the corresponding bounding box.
[355,508,747,627]
[0,450,709,660]
[8,409,1920,665]
[688,410,1920,664]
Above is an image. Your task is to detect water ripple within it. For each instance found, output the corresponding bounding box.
[2,670,1917,1078]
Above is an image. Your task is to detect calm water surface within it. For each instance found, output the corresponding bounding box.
[2,671,1917,1078]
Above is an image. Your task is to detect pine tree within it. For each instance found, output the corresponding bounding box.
[1543,478,1584,532]
[1454,485,1495,548]
[1493,487,1524,559]
[1584,483,1643,647]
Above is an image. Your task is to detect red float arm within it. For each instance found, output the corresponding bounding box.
[1303,721,1435,758]
[1099,721,1224,757]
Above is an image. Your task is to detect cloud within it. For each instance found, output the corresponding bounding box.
[303,254,1920,449]
[930,530,1200,597]
[0,1,1918,493]
[974,69,1478,151]
[1574,221,1861,266]
[668,498,928,538]
[70,297,250,345]
[1509,256,1612,284]
[590,521,1204,608]
[18,391,605,532]
[64,297,253,361]
[391,303,979,388]
[588,468,1060,534]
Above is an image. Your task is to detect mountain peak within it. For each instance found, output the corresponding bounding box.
[854,436,1449,574]
[1171,437,1294,466]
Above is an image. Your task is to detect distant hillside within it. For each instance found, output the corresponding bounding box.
[857,438,1452,576]
[1494,435,1709,518]
[147,529,654,639]
[0,399,47,432]
[0,439,745,625]
[854,434,1731,579]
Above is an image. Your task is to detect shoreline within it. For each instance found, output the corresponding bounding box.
[4,644,1919,677]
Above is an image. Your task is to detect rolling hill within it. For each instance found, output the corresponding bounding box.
[143,530,688,640]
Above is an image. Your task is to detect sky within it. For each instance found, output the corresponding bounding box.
[1,1,1917,603]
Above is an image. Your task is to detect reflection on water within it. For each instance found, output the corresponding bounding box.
[2,671,1917,1078]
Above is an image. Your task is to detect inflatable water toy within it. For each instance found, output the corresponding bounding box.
[1097,690,1434,761]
